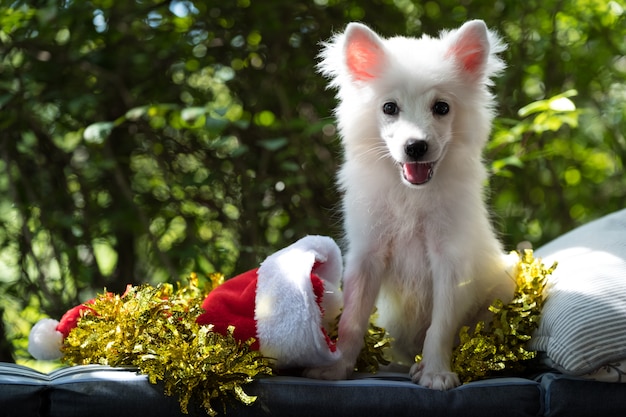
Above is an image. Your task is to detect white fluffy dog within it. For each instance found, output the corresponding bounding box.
[305,20,517,390]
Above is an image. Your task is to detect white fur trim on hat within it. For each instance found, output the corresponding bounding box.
[28,318,63,361]
[255,235,343,368]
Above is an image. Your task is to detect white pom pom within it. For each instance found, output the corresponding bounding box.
[28,318,63,360]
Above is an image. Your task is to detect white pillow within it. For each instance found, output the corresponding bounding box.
[530,208,626,376]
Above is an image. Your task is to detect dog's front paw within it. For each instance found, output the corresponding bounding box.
[409,362,460,390]
[304,360,352,380]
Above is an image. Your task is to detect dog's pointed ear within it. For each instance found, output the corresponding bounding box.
[343,23,386,82]
[447,20,490,78]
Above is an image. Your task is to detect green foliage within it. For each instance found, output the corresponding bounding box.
[485,1,626,246]
[0,0,624,363]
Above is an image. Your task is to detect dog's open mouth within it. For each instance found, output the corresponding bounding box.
[402,161,436,185]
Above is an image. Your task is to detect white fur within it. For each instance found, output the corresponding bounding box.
[28,318,63,361]
[255,235,343,368]
[305,21,516,389]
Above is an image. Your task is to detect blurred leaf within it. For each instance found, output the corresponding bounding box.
[180,107,208,123]
[83,122,114,144]
[125,106,150,121]
[549,97,575,112]
[205,117,230,135]
[257,137,288,151]
[518,90,578,118]
[491,155,524,176]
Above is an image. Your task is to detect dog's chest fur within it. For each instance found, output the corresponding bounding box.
[376,204,438,356]
[343,164,475,360]
[351,190,441,349]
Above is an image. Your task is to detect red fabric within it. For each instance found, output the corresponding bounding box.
[311,273,325,308]
[56,303,94,338]
[196,265,337,355]
[196,268,260,350]
[310,273,337,353]
[53,259,337,361]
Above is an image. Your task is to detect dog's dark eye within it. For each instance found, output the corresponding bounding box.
[432,101,450,116]
[382,102,399,116]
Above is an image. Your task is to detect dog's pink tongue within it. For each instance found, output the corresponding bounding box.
[403,162,434,185]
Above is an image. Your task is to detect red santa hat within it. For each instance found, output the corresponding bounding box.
[28,235,344,369]
[196,234,343,368]
[27,302,96,361]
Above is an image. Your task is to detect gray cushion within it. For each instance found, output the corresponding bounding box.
[247,373,542,417]
[0,363,43,416]
[0,363,543,417]
[531,208,626,375]
[539,373,626,417]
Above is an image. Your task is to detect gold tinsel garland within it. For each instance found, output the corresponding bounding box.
[61,250,553,415]
[62,272,391,415]
[416,249,556,383]
[356,317,393,373]
[62,273,272,416]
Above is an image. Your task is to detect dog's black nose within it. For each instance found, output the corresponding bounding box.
[405,139,428,160]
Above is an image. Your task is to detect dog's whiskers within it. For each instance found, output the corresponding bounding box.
[352,141,392,164]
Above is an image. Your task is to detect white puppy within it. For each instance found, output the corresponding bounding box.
[305,20,516,390]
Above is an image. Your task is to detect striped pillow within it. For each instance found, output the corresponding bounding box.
[530,208,626,376]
